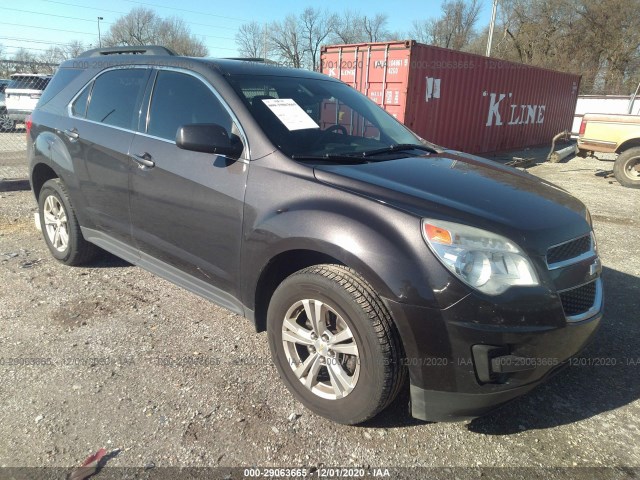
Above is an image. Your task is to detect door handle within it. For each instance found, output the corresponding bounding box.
[63,128,79,141]
[131,152,155,169]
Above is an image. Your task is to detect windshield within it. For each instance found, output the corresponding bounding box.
[227,74,428,159]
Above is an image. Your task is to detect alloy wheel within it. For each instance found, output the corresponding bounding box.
[281,299,360,400]
[43,195,69,252]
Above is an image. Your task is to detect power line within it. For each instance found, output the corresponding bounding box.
[119,0,249,22]
[30,1,241,31]
[37,0,129,16]
[0,36,82,47]
[0,21,235,42]
[3,7,114,25]
[1,44,56,53]
[0,22,95,36]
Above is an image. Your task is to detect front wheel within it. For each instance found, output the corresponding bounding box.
[267,264,406,424]
[613,147,640,189]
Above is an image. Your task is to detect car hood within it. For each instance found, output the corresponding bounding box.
[313,151,590,255]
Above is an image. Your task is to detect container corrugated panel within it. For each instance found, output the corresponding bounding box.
[321,41,581,154]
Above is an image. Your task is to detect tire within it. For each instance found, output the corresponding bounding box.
[613,147,640,189]
[575,148,589,158]
[38,178,98,265]
[267,264,406,424]
[0,109,15,132]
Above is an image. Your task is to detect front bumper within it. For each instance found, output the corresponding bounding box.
[386,291,603,422]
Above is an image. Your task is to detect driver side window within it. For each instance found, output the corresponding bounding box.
[147,70,234,142]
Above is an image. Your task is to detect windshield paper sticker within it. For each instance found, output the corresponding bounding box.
[262,98,319,131]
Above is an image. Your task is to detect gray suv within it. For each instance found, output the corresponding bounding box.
[27,46,603,424]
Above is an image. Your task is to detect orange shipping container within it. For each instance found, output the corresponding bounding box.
[320,40,580,154]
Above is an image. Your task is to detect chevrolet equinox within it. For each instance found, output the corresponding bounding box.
[27,46,603,424]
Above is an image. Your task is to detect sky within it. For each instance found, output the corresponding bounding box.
[1,0,495,59]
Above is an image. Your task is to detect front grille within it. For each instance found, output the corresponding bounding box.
[547,234,592,266]
[560,281,597,317]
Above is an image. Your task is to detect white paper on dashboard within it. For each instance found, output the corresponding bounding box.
[262,98,319,131]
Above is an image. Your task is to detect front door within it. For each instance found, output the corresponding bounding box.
[129,70,248,309]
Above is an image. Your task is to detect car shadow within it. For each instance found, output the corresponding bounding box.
[83,251,133,269]
[364,266,640,431]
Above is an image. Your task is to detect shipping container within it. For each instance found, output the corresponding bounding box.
[320,40,580,154]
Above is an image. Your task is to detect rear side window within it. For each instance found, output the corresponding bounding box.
[37,69,81,107]
[86,69,148,130]
[147,70,233,141]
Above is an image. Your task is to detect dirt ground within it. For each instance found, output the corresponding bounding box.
[0,150,639,475]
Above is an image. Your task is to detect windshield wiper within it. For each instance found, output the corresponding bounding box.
[291,154,371,164]
[359,144,438,157]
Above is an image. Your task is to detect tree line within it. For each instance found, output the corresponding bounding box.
[236,10,398,71]
[0,7,207,77]
[1,1,638,95]
[236,0,640,95]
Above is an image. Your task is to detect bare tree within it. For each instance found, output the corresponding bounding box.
[158,16,208,56]
[331,11,360,44]
[236,21,268,58]
[300,8,336,71]
[409,20,432,44]
[104,7,208,56]
[269,15,305,67]
[362,14,391,42]
[575,0,640,94]
[413,0,480,50]
[331,11,394,44]
[488,0,640,94]
[11,49,39,73]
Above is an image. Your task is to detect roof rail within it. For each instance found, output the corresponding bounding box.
[223,57,278,64]
[78,45,177,58]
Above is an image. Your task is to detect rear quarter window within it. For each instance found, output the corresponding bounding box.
[38,69,82,107]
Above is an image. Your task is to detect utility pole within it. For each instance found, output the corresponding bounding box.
[97,17,104,48]
[485,0,498,57]
[263,23,267,61]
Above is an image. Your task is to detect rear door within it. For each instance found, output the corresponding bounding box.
[66,67,151,245]
[129,69,249,309]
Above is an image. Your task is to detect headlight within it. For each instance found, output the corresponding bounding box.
[422,219,539,295]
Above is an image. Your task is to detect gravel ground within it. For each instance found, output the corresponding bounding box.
[0,152,639,474]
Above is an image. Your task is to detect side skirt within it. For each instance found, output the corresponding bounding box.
[81,227,246,317]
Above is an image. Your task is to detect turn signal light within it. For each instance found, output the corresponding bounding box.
[424,223,452,245]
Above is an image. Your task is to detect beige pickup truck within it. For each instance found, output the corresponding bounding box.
[577,113,640,188]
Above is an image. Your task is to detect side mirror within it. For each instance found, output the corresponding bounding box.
[175,123,243,159]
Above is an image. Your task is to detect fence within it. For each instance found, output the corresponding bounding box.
[1,60,58,181]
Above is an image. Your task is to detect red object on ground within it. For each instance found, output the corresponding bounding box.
[68,448,108,480]
[321,40,581,154]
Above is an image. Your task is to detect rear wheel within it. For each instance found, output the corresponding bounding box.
[39,178,98,265]
[0,109,15,132]
[267,264,406,424]
[613,147,640,189]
